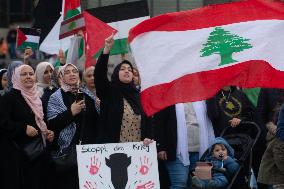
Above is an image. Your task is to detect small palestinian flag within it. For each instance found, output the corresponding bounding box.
[17,27,41,50]
[86,0,150,56]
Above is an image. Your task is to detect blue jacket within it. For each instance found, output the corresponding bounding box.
[277,104,284,142]
[205,137,240,179]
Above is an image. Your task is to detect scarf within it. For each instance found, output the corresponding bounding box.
[47,89,76,151]
[12,65,48,135]
[0,68,7,90]
[35,61,54,97]
[176,103,190,166]
[7,61,23,91]
[175,101,216,166]
[58,63,79,93]
[111,61,142,115]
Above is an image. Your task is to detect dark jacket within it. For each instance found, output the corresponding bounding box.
[0,88,48,189]
[42,87,57,123]
[276,103,284,142]
[255,88,284,143]
[94,53,152,143]
[0,89,40,146]
[206,88,254,136]
[48,89,100,147]
[205,137,239,180]
[154,105,177,161]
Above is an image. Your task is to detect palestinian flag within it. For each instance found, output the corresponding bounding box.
[129,0,284,116]
[83,11,116,68]
[33,0,81,55]
[86,0,149,56]
[16,27,41,50]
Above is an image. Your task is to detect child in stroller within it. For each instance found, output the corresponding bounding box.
[192,137,239,189]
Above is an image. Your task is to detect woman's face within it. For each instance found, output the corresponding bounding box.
[1,72,7,89]
[20,66,35,89]
[63,65,79,86]
[133,68,140,87]
[43,65,53,84]
[119,63,133,84]
[84,67,95,89]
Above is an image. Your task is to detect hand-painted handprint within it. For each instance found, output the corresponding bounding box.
[83,180,97,189]
[136,181,155,189]
[139,156,152,175]
[86,155,101,175]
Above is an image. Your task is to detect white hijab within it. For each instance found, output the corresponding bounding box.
[35,62,54,97]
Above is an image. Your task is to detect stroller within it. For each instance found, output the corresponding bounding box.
[192,121,261,189]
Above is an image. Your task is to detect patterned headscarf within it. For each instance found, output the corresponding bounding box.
[58,63,79,93]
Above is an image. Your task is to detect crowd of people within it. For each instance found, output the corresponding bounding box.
[0,33,283,189]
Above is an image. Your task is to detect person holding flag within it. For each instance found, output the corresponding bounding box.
[94,33,153,144]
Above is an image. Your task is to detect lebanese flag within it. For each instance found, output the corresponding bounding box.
[83,11,117,68]
[129,0,284,116]
[59,13,85,39]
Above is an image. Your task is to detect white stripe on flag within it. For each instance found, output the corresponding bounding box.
[130,20,284,90]
[108,16,150,39]
[26,35,40,43]
[60,17,85,34]
[39,14,72,54]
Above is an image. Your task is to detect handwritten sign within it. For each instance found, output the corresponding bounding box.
[76,142,160,189]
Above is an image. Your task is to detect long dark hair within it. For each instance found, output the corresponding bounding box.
[111,60,142,115]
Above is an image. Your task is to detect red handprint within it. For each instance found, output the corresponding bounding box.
[139,156,152,175]
[136,181,155,189]
[86,156,101,175]
[83,180,97,189]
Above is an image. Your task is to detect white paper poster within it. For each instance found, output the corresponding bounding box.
[76,142,160,189]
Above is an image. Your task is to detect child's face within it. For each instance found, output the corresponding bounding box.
[213,144,228,159]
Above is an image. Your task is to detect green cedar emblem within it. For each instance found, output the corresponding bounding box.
[68,21,77,30]
[200,27,252,66]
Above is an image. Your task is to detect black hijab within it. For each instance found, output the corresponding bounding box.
[111,60,142,115]
[0,69,7,90]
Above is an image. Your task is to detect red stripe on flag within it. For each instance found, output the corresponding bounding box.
[129,0,284,42]
[16,28,27,47]
[59,26,86,39]
[140,60,284,116]
[61,13,84,25]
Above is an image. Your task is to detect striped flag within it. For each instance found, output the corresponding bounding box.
[129,0,284,116]
[64,0,81,20]
[59,13,85,39]
[33,0,81,55]
[86,0,149,56]
[16,27,41,50]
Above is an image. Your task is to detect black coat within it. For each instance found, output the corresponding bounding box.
[94,53,152,143]
[154,105,177,161]
[41,87,57,123]
[255,88,284,141]
[206,88,254,136]
[47,89,100,189]
[48,89,100,147]
[0,88,48,189]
